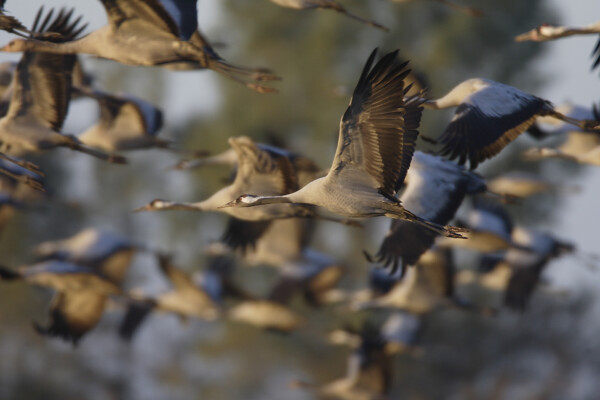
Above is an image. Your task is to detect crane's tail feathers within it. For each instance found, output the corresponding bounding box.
[208,57,280,94]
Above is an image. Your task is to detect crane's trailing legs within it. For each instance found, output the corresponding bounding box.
[380,201,468,239]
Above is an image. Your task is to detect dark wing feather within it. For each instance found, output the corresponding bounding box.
[591,35,600,72]
[99,0,196,40]
[34,291,107,345]
[334,49,423,197]
[7,51,74,131]
[221,217,272,253]
[5,7,83,130]
[118,297,156,341]
[32,7,87,42]
[374,222,440,275]
[504,260,544,311]
[439,96,551,169]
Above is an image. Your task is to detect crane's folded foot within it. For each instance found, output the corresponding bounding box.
[22,176,46,192]
[250,68,281,82]
[443,225,468,239]
[246,83,278,94]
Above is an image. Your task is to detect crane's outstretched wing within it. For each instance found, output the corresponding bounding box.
[99,0,197,40]
[332,49,424,198]
[6,7,85,131]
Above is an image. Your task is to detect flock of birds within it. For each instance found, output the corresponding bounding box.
[0,0,599,398]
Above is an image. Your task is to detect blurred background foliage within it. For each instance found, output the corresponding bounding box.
[1,0,599,399]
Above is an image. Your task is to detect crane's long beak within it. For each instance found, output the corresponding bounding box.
[217,200,236,209]
[514,29,537,42]
[132,204,152,212]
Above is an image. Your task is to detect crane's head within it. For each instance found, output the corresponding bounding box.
[133,199,171,212]
[218,194,260,208]
[1,39,30,52]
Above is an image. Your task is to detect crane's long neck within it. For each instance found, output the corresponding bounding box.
[19,38,85,55]
[250,195,294,206]
[421,95,460,110]
[160,201,206,211]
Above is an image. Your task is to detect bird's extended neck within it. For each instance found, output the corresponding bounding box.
[249,195,294,206]
[11,38,83,55]
[159,201,206,212]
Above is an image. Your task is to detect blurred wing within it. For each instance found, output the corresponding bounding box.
[332,49,423,197]
[503,260,544,311]
[230,137,299,195]
[34,291,107,345]
[6,7,81,130]
[220,217,272,253]
[157,256,198,292]
[91,91,163,138]
[374,153,484,271]
[99,0,197,40]
[118,297,156,341]
[439,84,551,169]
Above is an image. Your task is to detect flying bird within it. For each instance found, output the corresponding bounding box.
[480,227,574,311]
[0,7,126,163]
[291,327,393,399]
[515,21,600,76]
[269,0,389,31]
[420,78,600,169]
[0,0,279,93]
[0,260,122,345]
[515,20,600,42]
[34,227,152,285]
[438,196,518,253]
[76,88,170,152]
[523,102,600,166]
[136,136,359,250]
[221,50,466,240]
[355,246,456,314]
[485,172,554,199]
[118,254,220,341]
